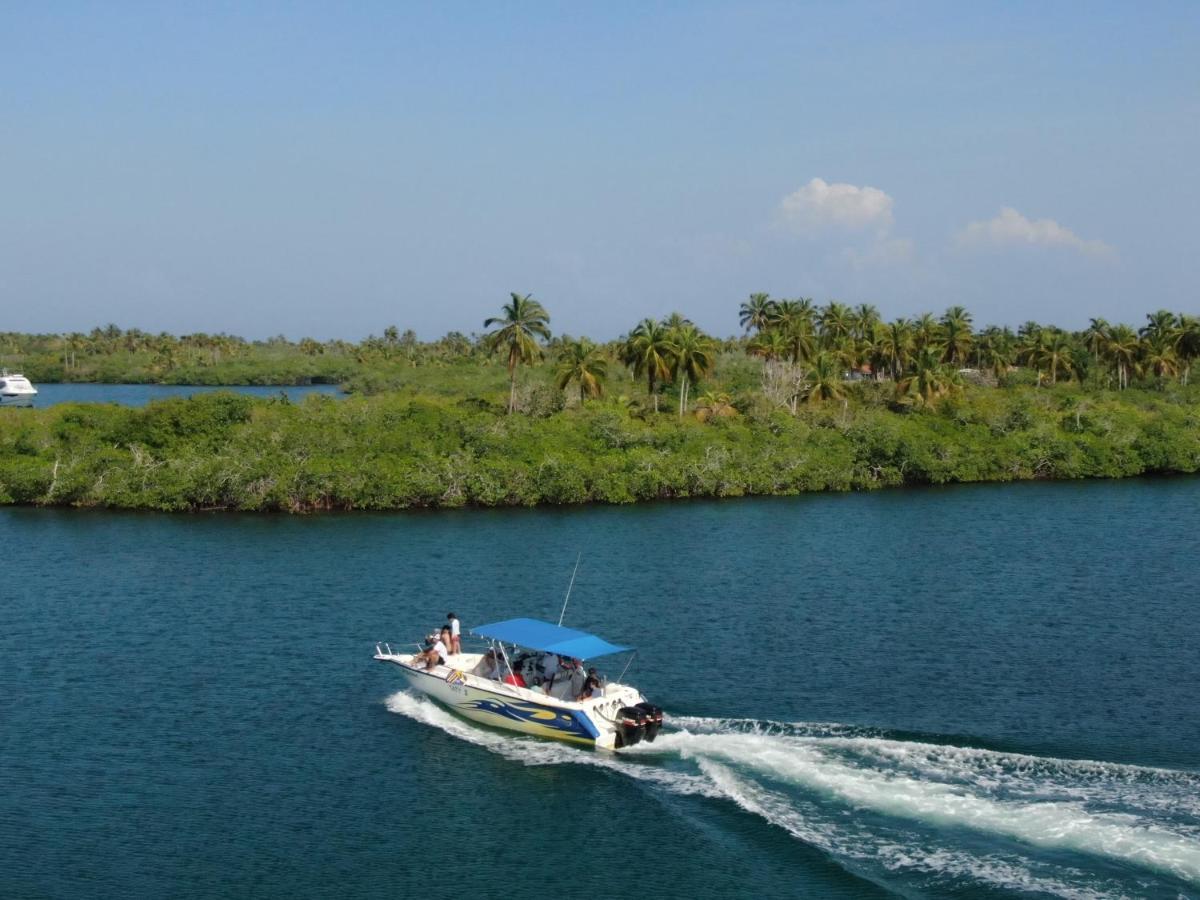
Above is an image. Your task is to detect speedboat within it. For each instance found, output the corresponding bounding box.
[0,372,37,407]
[374,617,663,750]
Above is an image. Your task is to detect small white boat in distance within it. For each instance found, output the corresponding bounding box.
[375,617,663,750]
[0,372,37,407]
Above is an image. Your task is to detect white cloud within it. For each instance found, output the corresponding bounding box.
[957,207,1113,256]
[780,178,895,234]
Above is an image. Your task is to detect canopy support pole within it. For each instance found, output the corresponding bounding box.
[557,552,582,627]
[616,650,637,684]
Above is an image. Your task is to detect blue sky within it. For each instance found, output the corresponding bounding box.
[2,2,1197,340]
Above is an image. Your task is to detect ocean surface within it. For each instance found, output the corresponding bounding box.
[22,382,342,407]
[2,479,1198,898]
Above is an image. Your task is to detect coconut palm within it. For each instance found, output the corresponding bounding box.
[1026,329,1077,385]
[621,318,674,412]
[483,292,552,414]
[940,306,974,366]
[912,313,943,352]
[1140,310,1179,345]
[1084,318,1111,365]
[693,391,739,422]
[896,346,961,405]
[852,303,881,341]
[878,319,913,380]
[974,327,1015,382]
[554,338,608,403]
[747,329,790,362]
[818,302,854,346]
[1141,332,1179,380]
[801,352,845,406]
[1104,324,1140,389]
[1177,314,1200,385]
[667,324,716,417]
[738,293,776,334]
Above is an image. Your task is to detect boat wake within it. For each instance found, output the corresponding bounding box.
[386,694,1200,898]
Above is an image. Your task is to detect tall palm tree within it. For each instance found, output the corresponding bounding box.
[818,301,854,347]
[896,346,961,405]
[802,352,845,406]
[1141,332,1179,380]
[975,327,1014,382]
[912,313,942,352]
[621,318,674,412]
[879,318,913,380]
[1177,314,1200,385]
[1084,318,1111,366]
[1104,324,1140,389]
[1027,329,1076,385]
[940,306,974,366]
[667,324,715,417]
[738,293,775,334]
[1140,309,1179,345]
[554,338,608,403]
[851,303,881,341]
[747,329,790,362]
[484,292,552,413]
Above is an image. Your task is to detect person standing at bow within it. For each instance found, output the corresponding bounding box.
[446,612,461,654]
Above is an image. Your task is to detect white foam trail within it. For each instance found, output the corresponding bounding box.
[698,759,1125,900]
[658,730,1200,885]
[387,695,1198,894]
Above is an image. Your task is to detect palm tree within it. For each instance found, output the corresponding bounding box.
[896,346,961,405]
[879,319,913,380]
[1027,329,1076,385]
[911,313,942,352]
[483,292,552,414]
[1084,318,1110,366]
[747,329,790,362]
[851,303,881,341]
[975,327,1014,382]
[621,318,674,412]
[1140,309,1179,345]
[802,352,845,406]
[693,391,739,422]
[738,293,775,334]
[940,306,973,366]
[1141,332,1179,380]
[1177,314,1200,385]
[1104,324,1140,389]
[818,301,854,347]
[554,338,608,403]
[667,324,715,417]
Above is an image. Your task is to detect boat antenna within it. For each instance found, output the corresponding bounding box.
[557,552,581,627]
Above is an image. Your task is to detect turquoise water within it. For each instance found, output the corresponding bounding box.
[25,382,342,407]
[2,479,1198,898]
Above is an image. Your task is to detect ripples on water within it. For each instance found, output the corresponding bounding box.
[1,478,1197,898]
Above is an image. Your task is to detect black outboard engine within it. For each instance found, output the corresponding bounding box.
[635,702,663,743]
[615,706,647,748]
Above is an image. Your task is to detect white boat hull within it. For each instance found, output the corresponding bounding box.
[377,651,644,750]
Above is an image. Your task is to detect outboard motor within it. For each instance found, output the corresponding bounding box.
[635,702,663,743]
[615,706,647,748]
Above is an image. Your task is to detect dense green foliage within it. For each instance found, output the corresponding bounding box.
[2,383,1196,511]
[2,299,1196,512]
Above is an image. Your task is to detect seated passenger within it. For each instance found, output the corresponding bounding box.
[575,667,604,701]
[416,634,449,671]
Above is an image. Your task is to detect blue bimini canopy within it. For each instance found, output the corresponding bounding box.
[471,618,632,659]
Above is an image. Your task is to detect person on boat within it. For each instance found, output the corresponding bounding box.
[575,667,604,701]
[446,612,461,654]
[479,648,503,680]
[439,625,454,658]
[538,652,560,690]
[417,633,449,671]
